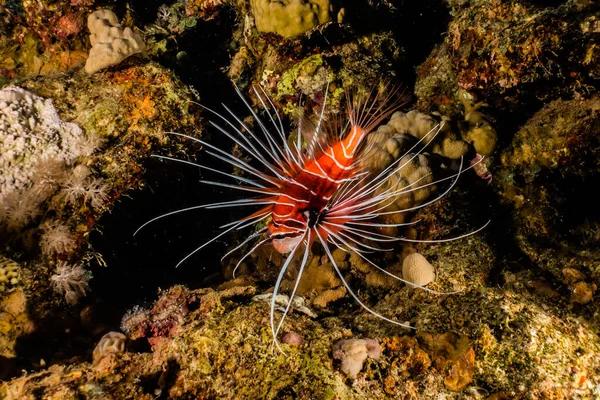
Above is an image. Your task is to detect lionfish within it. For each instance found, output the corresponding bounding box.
[136,83,486,351]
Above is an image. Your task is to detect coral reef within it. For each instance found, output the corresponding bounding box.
[92,331,127,366]
[0,86,84,203]
[250,0,340,39]
[496,95,600,283]
[2,243,598,398]
[415,0,600,114]
[0,33,199,375]
[332,338,381,379]
[223,2,406,119]
[85,10,146,74]
[0,61,199,249]
[0,0,598,398]
[0,0,91,78]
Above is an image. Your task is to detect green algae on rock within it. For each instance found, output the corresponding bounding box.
[415,0,600,114]
[2,237,599,399]
[496,96,600,284]
[225,2,405,119]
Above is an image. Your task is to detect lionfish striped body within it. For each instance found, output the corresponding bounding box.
[136,84,487,352]
[268,124,365,254]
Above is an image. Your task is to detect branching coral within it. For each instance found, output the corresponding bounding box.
[50,261,91,304]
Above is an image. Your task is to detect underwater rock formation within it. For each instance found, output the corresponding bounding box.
[1,249,598,398]
[0,0,92,78]
[0,287,31,365]
[0,56,200,379]
[415,0,600,114]
[496,95,600,290]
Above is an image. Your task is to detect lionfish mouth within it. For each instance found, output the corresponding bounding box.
[135,82,489,353]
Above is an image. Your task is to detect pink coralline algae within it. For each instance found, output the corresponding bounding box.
[281,331,304,346]
[55,13,84,40]
[121,286,196,346]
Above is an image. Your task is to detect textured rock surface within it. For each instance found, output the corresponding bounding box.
[415,0,600,115]
[496,96,600,286]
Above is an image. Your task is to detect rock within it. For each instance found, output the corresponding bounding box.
[571,281,596,305]
[415,1,600,113]
[419,332,474,391]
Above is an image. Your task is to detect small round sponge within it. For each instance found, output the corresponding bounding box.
[402,253,435,287]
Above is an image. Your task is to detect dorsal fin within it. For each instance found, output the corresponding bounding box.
[347,82,409,133]
[297,109,347,158]
[293,81,408,159]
